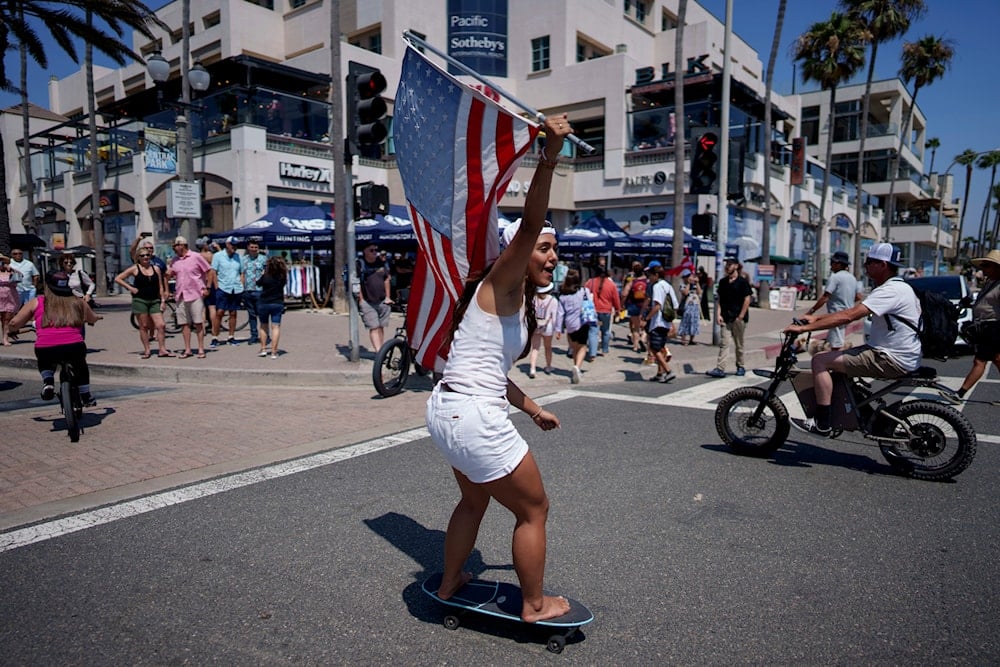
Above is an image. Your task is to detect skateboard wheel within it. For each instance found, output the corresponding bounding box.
[443,615,461,631]
[546,635,566,654]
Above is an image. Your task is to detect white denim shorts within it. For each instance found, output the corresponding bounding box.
[426,384,529,484]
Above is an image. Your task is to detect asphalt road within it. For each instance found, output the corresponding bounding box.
[1,359,998,664]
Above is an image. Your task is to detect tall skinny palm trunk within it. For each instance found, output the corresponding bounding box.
[759,0,786,308]
[816,86,838,291]
[86,12,107,296]
[852,40,881,273]
[19,6,34,235]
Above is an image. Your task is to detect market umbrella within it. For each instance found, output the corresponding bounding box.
[628,222,716,255]
[558,216,635,253]
[211,205,332,246]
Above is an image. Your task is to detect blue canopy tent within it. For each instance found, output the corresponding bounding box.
[354,205,417,249]
[558,216,635,253]
[210,205,333,246]
[628,222,717,255]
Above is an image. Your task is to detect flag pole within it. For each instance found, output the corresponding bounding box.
[402,31,595,155]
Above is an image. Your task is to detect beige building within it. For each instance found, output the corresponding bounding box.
[5,0,903,286]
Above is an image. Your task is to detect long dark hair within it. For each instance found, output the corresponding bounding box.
[560,268,582,295]
[443,262,537,360]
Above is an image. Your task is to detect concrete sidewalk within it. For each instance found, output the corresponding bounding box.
[0,293,839,388]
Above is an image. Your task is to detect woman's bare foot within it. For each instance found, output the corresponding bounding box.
[522,594,571,623]
[437,571,472,600]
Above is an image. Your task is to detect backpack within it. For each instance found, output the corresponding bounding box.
[580,289,598,326]
[629,277,648,304]
[885,281,960,360]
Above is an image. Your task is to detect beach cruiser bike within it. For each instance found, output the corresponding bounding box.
[372,327,434,397]
[55,361,85,442]
[714,322,977,481]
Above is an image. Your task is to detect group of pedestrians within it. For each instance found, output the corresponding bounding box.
[114,235,288,360]
[531,258,715,385]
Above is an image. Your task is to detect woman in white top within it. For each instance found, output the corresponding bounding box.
[426,115,572,623]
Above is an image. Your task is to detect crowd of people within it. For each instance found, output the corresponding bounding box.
[1,234,292,404]
[517,254,721,386]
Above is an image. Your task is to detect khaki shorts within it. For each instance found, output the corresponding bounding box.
[838,345,908,379]
[360,299,391,330]
[175,297,206,326]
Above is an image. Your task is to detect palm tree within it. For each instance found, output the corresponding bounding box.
[884,34,955,241]
[840,0,925,271]
[793,12,867,290]
[954,148,978,243]
[670,0,688,285]
[0,0,163,256]
[975,151,1000,256]
[990,183,1000,250]
[759,0,787,309]
[924,136,940,175]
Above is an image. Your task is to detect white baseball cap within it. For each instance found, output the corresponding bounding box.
[866,242,902,267]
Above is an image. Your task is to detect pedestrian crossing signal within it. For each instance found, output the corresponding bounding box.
[690,129,719,195]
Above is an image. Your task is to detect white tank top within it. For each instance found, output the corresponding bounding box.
[441,282,527,397]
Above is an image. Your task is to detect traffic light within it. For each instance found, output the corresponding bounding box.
[689,128,720,195]
[727,137,745,200]
[348,61,388,155]
[359,183,390,216]
[691,213,713,237]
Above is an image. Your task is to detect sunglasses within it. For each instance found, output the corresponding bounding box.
[139,254,152,258]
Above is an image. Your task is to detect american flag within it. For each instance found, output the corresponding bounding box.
[394,46,539,371]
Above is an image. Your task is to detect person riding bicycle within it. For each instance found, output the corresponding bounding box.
[9,270,101,405]
[784,243,921,435]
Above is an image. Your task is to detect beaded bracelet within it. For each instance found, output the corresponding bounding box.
[530,407,543,420]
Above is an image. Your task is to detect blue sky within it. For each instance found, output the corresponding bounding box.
[3,0,998,243]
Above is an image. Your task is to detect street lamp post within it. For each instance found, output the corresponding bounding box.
[146,51,210,244]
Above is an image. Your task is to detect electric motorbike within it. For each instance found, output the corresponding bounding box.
[714,325,977,481]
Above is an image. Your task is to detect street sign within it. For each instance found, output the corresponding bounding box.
[166,181,202,219]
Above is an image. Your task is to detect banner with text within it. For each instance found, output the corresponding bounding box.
[144,127,177,174]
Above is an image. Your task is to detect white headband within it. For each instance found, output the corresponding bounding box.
[500,218,556,251]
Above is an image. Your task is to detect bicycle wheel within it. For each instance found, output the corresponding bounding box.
[715,386,789,456]
[373,337,411,397]
[61,381,80,443]
[234,309,250,332]
[163,301,181,334]
[876,400,977,481]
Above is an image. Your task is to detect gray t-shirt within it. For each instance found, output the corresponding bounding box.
[824,269,858,313]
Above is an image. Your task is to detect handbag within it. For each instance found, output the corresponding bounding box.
[580,290,598,326]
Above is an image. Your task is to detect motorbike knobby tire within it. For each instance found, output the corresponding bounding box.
[715,386,790,456]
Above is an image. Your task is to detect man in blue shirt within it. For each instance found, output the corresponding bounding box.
[241,239,267,345]
[211,236,245,346]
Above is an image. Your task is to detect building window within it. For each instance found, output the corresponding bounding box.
[350,26,382,55]
[661,9,678,31]
[833,100,860,142]
[531,36,550,72]
[625,0,649,25]
[576,35,610,63]
[203,11,221,29]
[242,0,273,9]
[801,105,820,146]
[290,0,308,7]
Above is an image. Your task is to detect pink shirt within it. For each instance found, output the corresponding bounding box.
[34,296,84,348]
[169,251,212,302]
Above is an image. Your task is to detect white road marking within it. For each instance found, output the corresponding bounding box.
[0,426,430,554]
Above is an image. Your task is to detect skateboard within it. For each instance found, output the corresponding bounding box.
[422,572,593,654]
